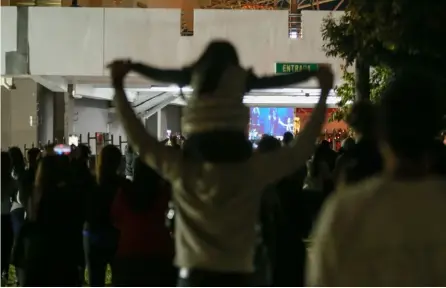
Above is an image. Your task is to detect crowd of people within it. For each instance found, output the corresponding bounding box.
[1,144,176,286]
[1,41,446,287]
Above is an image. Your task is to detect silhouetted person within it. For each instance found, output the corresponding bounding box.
[282,131,294,146]
[25,155,82,286]
[308,68,446,286]
[339,100,383,186]
[84,145,124,286]
[1,152,14,286]
[107,47,333,286]
[9,148,26,235]
[319,140,337,172]
[71,144,93,285]
[254,135,283,286]
[333,137,355,187]
[112,158,175,286]
[12,148,41,286]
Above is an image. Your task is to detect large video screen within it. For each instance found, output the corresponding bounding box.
[249,107,295,140]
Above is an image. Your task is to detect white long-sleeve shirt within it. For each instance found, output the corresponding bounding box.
[156,96,327,272]
[307,176,446,286]
[114,64,329,272]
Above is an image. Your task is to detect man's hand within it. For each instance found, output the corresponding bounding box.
[107,60,132,88]
[317,64,335,96]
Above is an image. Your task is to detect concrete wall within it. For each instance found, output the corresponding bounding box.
[1,7,344,87]
[1,8,17,75]
[1,78,38,149]
[73,98,127,154]
[72,100,181,151]
[1,81,183,150]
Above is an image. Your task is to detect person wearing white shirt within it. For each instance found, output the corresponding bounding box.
[107,41,334,286]
[307,68,446,287]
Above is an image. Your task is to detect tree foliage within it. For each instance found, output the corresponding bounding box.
[330,66,392,122]
[321,0,446,68]
[322,0,446,122]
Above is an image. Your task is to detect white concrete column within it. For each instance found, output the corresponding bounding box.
[144,112,158,140]
[157,110,164,140]
[64,84,75,141]
[36,84,55,145]
[1,79,38,149]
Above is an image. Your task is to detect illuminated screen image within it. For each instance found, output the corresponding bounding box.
[249,107,295,140]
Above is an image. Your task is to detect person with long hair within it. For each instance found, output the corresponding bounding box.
[1,152,14,285]
[304,144,332,194]
[11,147,41,286]
[71,144,93,285]
[338,100,383,187]
[8,147,26,239]
[112,157,175,286]
[25,155,82,286]
[84,145,124,286]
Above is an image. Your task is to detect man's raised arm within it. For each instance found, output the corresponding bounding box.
[250,65,334,186]
[108,60,182,181]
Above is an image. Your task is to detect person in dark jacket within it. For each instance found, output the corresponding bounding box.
[340,100,383,186]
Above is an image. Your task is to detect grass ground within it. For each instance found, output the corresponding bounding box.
[6,265,112,286]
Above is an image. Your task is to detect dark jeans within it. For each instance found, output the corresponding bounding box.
[113,256,176,287]
[83,235,115,287]
[10,208,26,285]
[25,233,80,286]
[10,208,25,237]
[177,268,253,287]
[1,215,13,278]
[25,260,79,287]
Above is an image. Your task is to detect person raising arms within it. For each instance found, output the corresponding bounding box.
[108,40,334,286]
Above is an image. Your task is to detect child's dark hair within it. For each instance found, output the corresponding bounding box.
[183,131,253,163]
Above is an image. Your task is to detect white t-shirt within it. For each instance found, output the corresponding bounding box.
[307,176,446,286]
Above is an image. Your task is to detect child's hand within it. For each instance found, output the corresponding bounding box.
[107,60,132,88]
[317,64,334,96]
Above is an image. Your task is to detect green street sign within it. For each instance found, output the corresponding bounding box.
[275,62,319,74]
